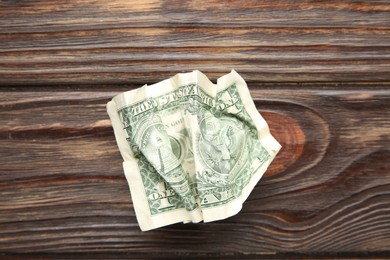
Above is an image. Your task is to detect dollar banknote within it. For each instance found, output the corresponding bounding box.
[107,70,281,231]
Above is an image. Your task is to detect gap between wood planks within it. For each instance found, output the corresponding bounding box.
[0,82,390,91]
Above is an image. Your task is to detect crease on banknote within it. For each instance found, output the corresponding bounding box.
[107,70,281,231]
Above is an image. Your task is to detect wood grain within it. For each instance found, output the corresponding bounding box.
[0,0,390,85]
[0,86,389,255]
[1,0,390,258]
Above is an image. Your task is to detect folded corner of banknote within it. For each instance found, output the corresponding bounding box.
[106,70,281,231]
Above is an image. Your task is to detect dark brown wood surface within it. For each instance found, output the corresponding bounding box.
[1,0,390,85]
[0,0,389,259]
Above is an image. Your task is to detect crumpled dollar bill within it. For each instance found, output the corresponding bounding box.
[107,70,281,231]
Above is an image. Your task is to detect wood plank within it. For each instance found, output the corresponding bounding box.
[1,0,389,32]
[0,86,389,253]
[1,252,389,260]
[0,0,389,84]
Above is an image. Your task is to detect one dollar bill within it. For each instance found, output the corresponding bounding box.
[107,70,281,231]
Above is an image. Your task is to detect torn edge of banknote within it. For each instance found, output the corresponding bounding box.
[107,70,281,231]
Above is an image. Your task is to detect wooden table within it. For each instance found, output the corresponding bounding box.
[1,1,389,258]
